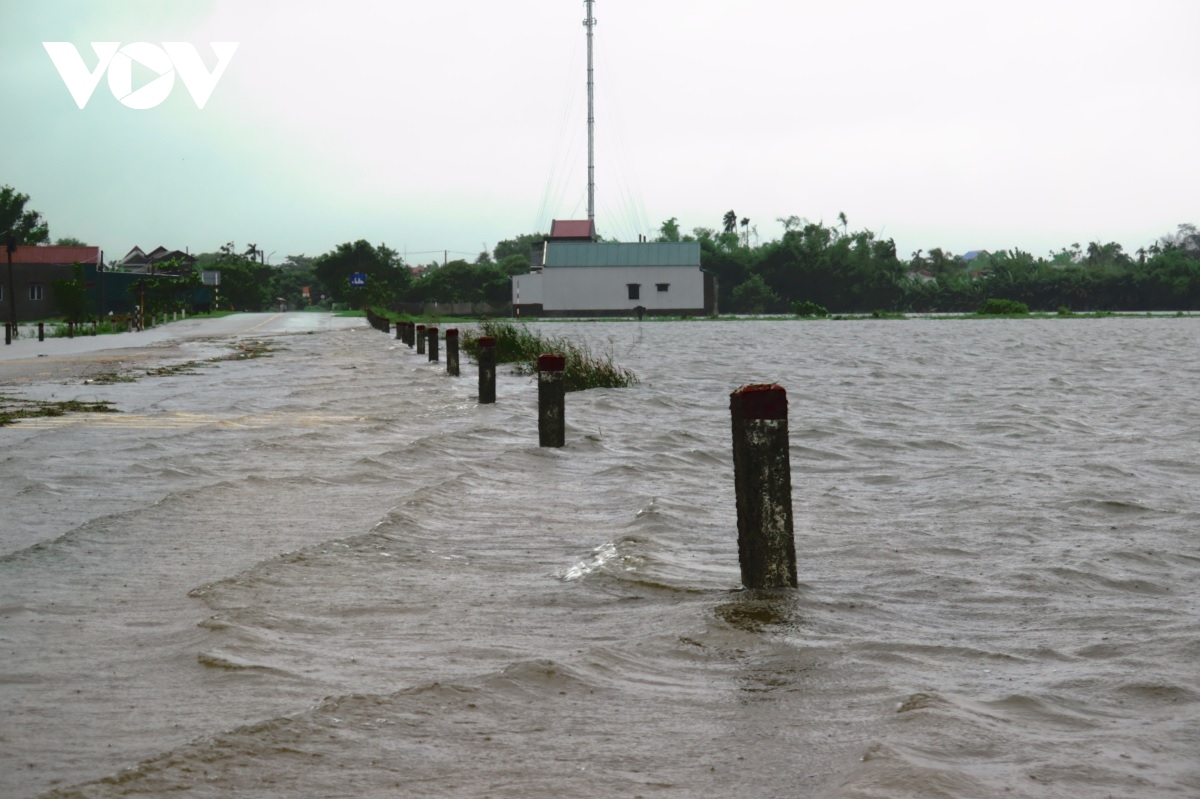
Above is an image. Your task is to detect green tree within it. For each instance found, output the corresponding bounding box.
[731,273,778,313]
[315,240,411,307]
[55,236,87,246]
[722,210,737,235]
[493,232,546,262]
[408,260,510,306]
[127,259,203,318]
[1,185,50,244]
[51,263,90,321]
[498,253,531,276]
[656,217,681,242]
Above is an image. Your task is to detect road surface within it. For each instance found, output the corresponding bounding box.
[0,313,365,386]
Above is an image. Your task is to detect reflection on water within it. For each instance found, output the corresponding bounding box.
[2,317,1199,798]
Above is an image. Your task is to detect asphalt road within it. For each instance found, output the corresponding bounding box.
[0,313,365,386]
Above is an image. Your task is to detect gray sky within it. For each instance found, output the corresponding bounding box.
[3,0,1197,264]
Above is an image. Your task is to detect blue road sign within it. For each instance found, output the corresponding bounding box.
[350,273,367,287]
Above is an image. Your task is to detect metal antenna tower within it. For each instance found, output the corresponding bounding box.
[584,0,596,228]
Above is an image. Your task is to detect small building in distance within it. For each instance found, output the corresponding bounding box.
[2,244,102,323]
[512,220,715,317]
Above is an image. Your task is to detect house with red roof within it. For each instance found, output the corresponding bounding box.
[2,244,102,323]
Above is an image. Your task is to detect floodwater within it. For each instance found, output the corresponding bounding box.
[2,314,1198,798]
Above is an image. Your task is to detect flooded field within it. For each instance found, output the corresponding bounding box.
[2,314,1198,798]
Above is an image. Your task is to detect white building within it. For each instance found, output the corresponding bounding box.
[512,239,715,317]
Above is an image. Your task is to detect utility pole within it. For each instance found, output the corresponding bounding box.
[584,0,596,229]
[5,234,16,329]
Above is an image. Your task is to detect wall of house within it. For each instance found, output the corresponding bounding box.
[1,264,74,323]
[511,272,543,306]
[541,265,704,313]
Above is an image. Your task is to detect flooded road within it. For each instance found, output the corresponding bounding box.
[1,314,1198,797]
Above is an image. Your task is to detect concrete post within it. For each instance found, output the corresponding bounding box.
[91,320,97,336]
[538,353,566,448]
[416,324,426,355]
[395,321,403,341]
[4,323,10,346]
[38,322,44,342]
[405,322,413,347]
[68,321,74,339]
[427,327,439,362]
[730,383,797,590]
[478,336,497,404]
[445,329,460,376]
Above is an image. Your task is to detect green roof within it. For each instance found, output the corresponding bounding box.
[544,241,701,268]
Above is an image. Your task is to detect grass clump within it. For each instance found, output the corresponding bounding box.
[461,318,637,392]
[791,300,829,318]
[0,395,118,427]
[977,298,1030,316]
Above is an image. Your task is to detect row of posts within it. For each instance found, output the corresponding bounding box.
[5,320,102,344]
[377,318,796,590]
[3,312,186,345]
[388,320,566,449]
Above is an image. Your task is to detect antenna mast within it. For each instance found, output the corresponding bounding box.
[584,0,596,228]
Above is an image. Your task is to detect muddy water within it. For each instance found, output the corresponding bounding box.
[1,316,1198,798]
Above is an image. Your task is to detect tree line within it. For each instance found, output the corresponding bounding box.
[664,214,1200,314]
[6,183,1198,315]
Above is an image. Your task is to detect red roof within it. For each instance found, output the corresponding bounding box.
[549,219,596,240]
[8,245,101,265]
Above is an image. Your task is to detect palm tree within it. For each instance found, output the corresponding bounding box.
[723,210,737,235]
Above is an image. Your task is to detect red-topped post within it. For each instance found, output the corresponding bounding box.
[730,383,797,589]
[538,353,566,448]
[427,326,439,362]
[478,336,497,404]
[445,329,460,376]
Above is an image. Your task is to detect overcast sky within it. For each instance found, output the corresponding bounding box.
[3,0,1197,265]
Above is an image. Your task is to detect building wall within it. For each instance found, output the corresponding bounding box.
[543,265,704,312]
[1,264,74,323]
[512,272,543,306]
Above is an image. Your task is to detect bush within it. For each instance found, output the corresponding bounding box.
[462,319,637,392]
[791,300,829,317]
[977,298,1029,315]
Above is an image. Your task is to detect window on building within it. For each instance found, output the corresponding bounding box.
[656,283,670,292]
[627,283,640,300]
[28,284,44,301]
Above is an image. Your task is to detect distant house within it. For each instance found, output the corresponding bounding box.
[117,245,196,273]
[2,244,102,323]
[513,222,715,316]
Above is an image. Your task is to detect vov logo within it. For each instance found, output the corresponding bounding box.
[43,42,239,110]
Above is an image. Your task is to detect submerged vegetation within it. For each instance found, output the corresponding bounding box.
[461,318,637,392]
[977,298,1030,316]
[0,395,118,427]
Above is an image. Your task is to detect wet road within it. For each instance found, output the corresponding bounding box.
[0,313,363,385]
